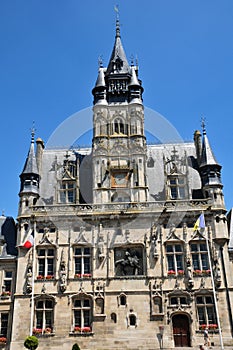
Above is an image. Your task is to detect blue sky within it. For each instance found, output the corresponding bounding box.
[0,0,233,217]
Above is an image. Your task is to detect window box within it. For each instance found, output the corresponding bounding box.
[208,324,218,330]
[74,274,92,279]
[72,326,93,336]
[45,275,54,280]
[168,270,176,275]
[44,327,52,334]
[0,338,6,344]
[193,269,202,276]
[73,326,92,333]
[177,270,184,275]
[37,275,44,280]
[1,291,11,298]
[33,328,43,335]
[202,269,211,275]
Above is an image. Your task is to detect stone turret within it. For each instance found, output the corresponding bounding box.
[19,130,40,214]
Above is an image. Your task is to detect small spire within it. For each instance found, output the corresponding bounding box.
[114,5,120,37]
[30,121,36,143]
[130,54,134,66]
[98,55,103,68]
[201,116,206,135]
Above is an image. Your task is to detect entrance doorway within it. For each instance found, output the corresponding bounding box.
[172,314,191,347]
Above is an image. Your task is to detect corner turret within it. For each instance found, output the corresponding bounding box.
[19,129,40,214]
[198,123,224,208]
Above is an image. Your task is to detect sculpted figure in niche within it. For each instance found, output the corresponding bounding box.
[115,249,141,276]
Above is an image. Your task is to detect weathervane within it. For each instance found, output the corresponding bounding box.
[114,5,119,20]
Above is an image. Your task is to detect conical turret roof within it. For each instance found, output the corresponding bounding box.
[21,131,39,176]
[200,129,219,167]
[106,19,130,75]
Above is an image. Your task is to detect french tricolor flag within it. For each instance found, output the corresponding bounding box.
[23,231,34,249]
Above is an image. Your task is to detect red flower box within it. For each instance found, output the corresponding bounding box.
[199,324,207,330]
[37,275,44,280]
[45,275,54,280]
[74,326,81,332]
[82,326,91,333]
[168,270,176,275]
[33,328,42,335]
[0,337,6,343]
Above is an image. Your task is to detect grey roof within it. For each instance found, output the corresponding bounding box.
[128,67,140,87]
[21,139,39,175]
[38,142,202,206]
[94,67,106,88]
[200,131,219,167]
[106,20,130,75]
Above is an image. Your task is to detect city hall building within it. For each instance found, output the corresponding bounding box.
[4,18,233,350]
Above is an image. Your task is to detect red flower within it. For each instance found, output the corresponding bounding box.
[0,337,6,343]
[45,275,54,280]
[82,326,91,333]
[37,275,44,280]
[33,328,42,335]
[74,326,81,332]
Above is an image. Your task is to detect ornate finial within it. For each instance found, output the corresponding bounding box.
[201,116,206,135]
[98,55,103,68]
[30,121,36,143]
[130,54,134,66]
[114,5,120,37]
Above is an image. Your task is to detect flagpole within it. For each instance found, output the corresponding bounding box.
[30,217,36,336]
[205,223,224,350]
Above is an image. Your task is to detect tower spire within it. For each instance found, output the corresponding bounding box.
[114,5,120,38]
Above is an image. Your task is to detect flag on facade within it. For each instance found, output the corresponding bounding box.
[193,213,205,231]
[23,230,34,248]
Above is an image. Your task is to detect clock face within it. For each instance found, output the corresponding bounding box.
[112,172,128,187]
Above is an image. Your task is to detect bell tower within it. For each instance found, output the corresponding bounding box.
[92,18,148,204]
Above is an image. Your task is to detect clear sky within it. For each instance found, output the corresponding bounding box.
[0,0,233,217]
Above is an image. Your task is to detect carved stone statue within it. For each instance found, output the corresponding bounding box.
[115,250,140,276]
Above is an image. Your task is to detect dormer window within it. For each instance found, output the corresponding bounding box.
[168,176,186,200]
[59,181,76,204]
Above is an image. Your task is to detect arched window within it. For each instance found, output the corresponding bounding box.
[120,294,127,306]
[129,314,137,326]
[152,296,162,314]
[95,297,104,314]
[114,118,124,134]
[111,313,117,323]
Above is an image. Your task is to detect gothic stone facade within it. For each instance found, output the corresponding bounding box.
[10,20,233,350]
